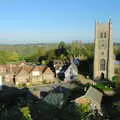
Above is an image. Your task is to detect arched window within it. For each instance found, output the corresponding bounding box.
[104,32,107,38]
[100,59,106,71]
[100,32,103,38]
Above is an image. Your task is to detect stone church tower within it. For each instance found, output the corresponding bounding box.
[93,19,114,80]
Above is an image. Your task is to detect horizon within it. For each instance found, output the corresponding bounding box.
[0,0,120,44]
[0,41,119,45]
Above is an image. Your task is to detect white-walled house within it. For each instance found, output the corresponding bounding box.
[58,63,78,81]
[64,63,78,81]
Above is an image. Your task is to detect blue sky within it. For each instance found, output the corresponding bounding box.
[0,0,119,44]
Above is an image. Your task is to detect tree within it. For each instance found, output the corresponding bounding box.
[7,52,20,62]
[68,41,81,57]
[58,41,66,49]
[56,41,68,60]
[46,49,56,60]
[0,51,8,64]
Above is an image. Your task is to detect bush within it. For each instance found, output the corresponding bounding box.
[20,106,32,120]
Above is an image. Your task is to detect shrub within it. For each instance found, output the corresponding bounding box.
[20,106,32,120]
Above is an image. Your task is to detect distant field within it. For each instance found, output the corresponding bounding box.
[0,42,119,57]
[0,44,58,56]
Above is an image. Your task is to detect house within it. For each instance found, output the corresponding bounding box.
[71,58,80,65]
[53,60,63,76]
[64,63,78,81]
[54,64,63,75]
[31,65,55,84]
[3,73,14,85]
[6,63,18,73]
[15,65,33,85]
[75,86,103,111]
[58,63,78,81]
[17,61,31,68]
[42,67,55,83]
[0,65,7,73]
[53,60,63,67]
[31,65,46,84]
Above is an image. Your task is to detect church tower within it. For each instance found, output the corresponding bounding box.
[93,18,114,80]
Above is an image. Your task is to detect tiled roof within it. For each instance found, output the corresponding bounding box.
[16,65,33,75]
[0,64,6,67]
[74,86,103,109]
[23,65,33,72]
[32,65,46,72]
[75,97,90,104]
[85,86,103,106]
[43,67,53,74]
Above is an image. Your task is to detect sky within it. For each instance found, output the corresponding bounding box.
[0,0,120,44]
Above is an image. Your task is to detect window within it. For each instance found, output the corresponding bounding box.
[115,68,119,74]
[101,44,104,47]
[100,59,106,71]
[100,32,103,38]
[101,52,104,55]
[104,32,107,38]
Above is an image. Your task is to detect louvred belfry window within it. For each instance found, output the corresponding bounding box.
[100,59,106,71]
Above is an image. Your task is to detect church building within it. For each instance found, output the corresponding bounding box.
[93,19,120,80]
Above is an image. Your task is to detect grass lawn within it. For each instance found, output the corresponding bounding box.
[93,83,114,91]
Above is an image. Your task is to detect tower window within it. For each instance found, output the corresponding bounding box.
[101,44,104,47]
[100,59,106,71]
[101,52,104,55]
[100,32,103,38]
[104,32,107,38]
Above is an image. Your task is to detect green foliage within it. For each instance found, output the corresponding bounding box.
[0,104,22,120]
[44,93,64,108]
[7,52,20,62]
[67,42,94,59]
[93,83,113,91]
[0,88,109,120]
[0,51,8,64]
[0,42,119,64]
[112,76,117,82]
[78,104,90,113]
[20,107,32,120]
[111,101,120,120]
[0,51,21,64]
[58,41,66,49]
[68,41,82,57]
[60,102,81,120]
[0,42,95,64]
[36,47,47,57]
[46,49,56,60]
[114,43,120,56]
